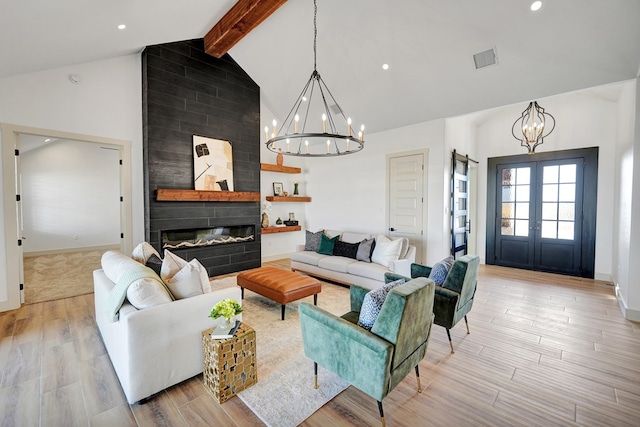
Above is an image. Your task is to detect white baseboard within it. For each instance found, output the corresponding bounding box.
[24,244,120,257]
[614,282,640,322]
[594,272,613,283]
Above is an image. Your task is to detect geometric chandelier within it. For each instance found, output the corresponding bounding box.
[265,0,364,157]
[511,101,555,154]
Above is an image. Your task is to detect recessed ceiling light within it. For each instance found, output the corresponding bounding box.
[530,1,542,11]
[117,24,127,30]
[382,64,389,70]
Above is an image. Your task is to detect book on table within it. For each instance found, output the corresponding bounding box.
[210,320,241,339]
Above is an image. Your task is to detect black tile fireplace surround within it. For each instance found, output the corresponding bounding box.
[142,39,262,277]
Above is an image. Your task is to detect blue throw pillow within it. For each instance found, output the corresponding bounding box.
[429,256,454,286]
[357,278,406,330]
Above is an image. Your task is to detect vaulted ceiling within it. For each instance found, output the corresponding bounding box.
[2,0,639,134]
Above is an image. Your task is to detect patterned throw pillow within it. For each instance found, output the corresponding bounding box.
[333,240,359,259]
[429,256,455,286]
[357,278,406,330]
[304,229,324,251]
[356,238,376,263]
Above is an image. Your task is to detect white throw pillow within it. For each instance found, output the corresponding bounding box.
[160,249,187,281]
[131,242,161,264]
[126,279,173,309]
[371,235,403,268]
[161,250,211,294]
[165,260,207,299]
[393,237,410,259]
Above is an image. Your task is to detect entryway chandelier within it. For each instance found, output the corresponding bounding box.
[511,101,555,154]
[265,0,364,157]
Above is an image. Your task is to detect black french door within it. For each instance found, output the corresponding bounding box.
[487,148,598,278]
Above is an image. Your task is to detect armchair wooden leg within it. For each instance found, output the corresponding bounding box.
[415,365,423,393]
[314,362,318,389]
[446,328,455,353]
[377,401,386,427]
[464,315,470,334]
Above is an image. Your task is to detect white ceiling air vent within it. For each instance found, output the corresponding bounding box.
[473,48,498,69]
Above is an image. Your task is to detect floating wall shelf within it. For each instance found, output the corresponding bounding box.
[265,196,311,202]
[261,226,302,234]
[260,163,301,174]
[155,189,260,202]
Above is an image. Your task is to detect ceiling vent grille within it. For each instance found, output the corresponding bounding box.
[473,48,498,69]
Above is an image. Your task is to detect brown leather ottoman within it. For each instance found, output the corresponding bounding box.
[237,267,322,320]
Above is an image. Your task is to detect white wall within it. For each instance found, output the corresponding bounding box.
[260,100,308,261]
[0,55,143,310]
[21,139,120,252]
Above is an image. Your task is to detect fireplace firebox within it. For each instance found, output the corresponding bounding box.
[160,225,255,250]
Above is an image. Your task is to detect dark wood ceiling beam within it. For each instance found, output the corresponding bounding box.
[205,0,288,58]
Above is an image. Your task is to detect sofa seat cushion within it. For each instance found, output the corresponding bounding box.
[290,250,328,266]
[347,261,390,281]
[317,256,358,273]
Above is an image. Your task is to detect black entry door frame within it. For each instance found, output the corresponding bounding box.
[486,147,598,278]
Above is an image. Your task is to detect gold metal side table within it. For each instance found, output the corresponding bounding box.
[202,322,257,403]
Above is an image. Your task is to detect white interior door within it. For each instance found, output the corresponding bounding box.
[387,152,425,263]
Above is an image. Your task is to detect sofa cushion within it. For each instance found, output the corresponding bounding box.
[341,232,372,244]
[290,250,327,266]
[429,256,454,286]
[357,278,406,330]
[333,240,359,259]
[131,242,161,264]
[317,256,357,273]
[304,229,324,252]
[371,235,403,267]
[356,238,376,263]
[318,234,339,255]
[161,250,211,294]
[347,261,390,281]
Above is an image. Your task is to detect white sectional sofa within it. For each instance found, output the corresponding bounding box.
[94,250,241,404]
[290,230,415,290]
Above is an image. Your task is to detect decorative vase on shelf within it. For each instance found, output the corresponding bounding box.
[276,217,283,225]
[261,212,269,228]
[293,182,299,195]
[276,148,284,166]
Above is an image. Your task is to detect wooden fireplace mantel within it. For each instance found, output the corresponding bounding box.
[155,188,260,202]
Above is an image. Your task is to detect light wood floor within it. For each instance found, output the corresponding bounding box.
[1,260,639,426]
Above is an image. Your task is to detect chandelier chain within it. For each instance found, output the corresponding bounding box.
[313,0,317,71]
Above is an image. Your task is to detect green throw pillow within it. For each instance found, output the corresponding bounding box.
[317,234,339,255]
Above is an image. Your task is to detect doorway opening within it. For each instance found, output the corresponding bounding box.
[486,147,598,278]
[0,123,132,309]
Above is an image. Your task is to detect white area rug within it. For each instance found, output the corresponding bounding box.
[211,275,351,427]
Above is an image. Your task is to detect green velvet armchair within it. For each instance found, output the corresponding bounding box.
[386,254,480,353]
[299,277,435,427]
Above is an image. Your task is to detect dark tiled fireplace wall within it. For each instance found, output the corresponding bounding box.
[142,39,261,276]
